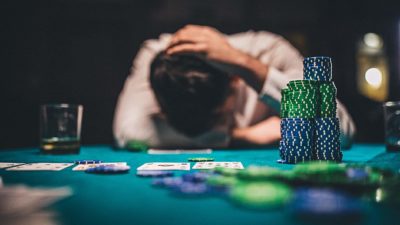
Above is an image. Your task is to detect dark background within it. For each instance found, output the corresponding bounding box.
[1,0,400,149]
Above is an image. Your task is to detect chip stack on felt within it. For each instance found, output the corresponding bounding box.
[279,56,342,164]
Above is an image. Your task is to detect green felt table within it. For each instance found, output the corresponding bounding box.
[0,144,399,225]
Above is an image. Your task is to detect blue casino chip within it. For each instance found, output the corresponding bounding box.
[85,165,130,174]
[289,188,363,222]
[280,117,315,164]
[346,168,369,181]
[152,177,184,188]
[303,57,333,81]
[136,170,174,177]
[182,172,211,183]
[279,140,286,159]
[314,117,341,161]
[172,182,209,195]
[74,160,103,164]
[276,159,287,164]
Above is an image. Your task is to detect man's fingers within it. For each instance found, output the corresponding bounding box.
[170,35,201,46]
[170,25,211,45]
[170,30,206,46]
[166,43,207,55]
[184,24,204,29]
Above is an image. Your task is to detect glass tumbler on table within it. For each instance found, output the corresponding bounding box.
[40,104,83,154]
[383,101,400,151]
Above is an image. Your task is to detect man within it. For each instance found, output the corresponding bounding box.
[113,25,355,148]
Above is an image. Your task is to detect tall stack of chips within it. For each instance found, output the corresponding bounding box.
[279,56,342,164]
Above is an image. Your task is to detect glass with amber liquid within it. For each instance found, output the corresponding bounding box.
[40,104,83,154]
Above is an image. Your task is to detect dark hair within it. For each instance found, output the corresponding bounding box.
[150,51,233,137]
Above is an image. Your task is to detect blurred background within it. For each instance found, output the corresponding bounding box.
[1,0,399,149]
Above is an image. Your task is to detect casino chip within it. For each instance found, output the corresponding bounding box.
[182,172,210,182]
[172,182,209,195]
[289,188,363,222]
[279,117,315,164]
[276,159,286,164]
[147,163,396,212]
[152,177,184,188]
[293,162,346,176]
[74,160,102,164]
[214,167,240,176]
[188,158,214,162]
[85,165,130,174]
[237,166,283,181]
[279,56,342,164]
[125,140,148,151]
[206,175,239,189]
[303,56,333,82]
[229,182,292,209]
[346,168,369,182]
[136,170,173,177]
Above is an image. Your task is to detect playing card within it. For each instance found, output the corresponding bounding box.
[137,162,190,171]
[147,149,212,154]
[192,162,244,170]
[7,163,73,171]
[72,162,127,171]
[0,163,25,169]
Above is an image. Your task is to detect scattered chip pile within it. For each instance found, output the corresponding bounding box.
[138,161,395,219]
[279,56,342,164]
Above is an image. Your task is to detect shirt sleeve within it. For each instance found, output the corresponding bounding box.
[112,34,171,147]
[228,31,304,107]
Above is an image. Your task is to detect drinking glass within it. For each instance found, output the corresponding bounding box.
[383,101,400,151]
[40,104,83,154]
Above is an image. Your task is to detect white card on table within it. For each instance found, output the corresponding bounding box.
[0,162,25,169]
[147,149,212,154]
[7,163,73,171]
[137,162,190,171]
[192,162,244,170]
[72,162,127,171]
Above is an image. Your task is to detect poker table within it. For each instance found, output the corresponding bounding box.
[0,144,399,225]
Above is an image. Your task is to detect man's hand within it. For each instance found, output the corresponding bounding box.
[167,25,238,64]
[167,25,269,92]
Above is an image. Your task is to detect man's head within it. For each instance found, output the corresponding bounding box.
[150,51,234,137]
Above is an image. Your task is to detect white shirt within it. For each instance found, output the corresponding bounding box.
[113,31,355,148]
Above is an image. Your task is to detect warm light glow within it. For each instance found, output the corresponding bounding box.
[365,68,383,88]
[363,33,383,49]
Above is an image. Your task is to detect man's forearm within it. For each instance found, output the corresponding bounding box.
[214,48,269,93]
[231,116,281,145]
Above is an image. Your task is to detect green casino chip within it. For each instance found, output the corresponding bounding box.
[293,162,347,182]
[206,175,239,187]
[237,166,286,181]
[364,167,391,186]
[288,80,318,91]
[281,89,290,118]
[125,140,148,151]
[214,167,240,176]
[229,181,292,209]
